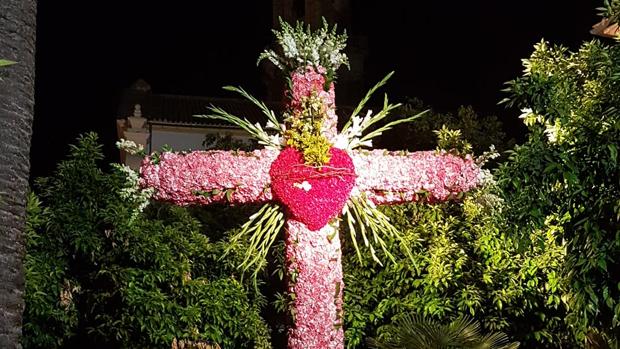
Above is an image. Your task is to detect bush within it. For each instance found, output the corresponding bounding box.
[23,192,78,348]
[342,92,569,348]
[378,99,513,155]
[23,133,271,349]
[342,182,568,348]
[499,39,620,344]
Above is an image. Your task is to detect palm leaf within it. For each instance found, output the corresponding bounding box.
[368,315,519,349]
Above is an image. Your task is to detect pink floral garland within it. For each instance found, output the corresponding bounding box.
[286,219,344,349]
[139,149,278,205]
[139,148,480,207]
[351,150,480,204]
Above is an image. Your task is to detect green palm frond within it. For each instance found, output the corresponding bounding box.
[342,72,395,133]
[194,106,281,149]
[368,314,519,349]
[221,86,284,134]
[340,72,428,150]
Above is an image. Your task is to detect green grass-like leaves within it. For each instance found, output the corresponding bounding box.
[223,203,285,285]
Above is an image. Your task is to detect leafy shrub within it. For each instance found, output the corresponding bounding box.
[23,192,78,348]
[499,38,620,344]
[23,133,271,348]
[378,99,513,155]
[342,182,568,348]
[343,94,570,347]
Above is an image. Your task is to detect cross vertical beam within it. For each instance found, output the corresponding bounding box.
[286,220,344,348]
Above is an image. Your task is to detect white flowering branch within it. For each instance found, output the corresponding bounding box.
[116,139,146,156]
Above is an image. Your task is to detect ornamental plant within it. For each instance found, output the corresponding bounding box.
[367,315,519,349]
[379,98,513,156]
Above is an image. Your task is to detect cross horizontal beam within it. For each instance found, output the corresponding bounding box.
[141,148,480,208]
[140,149,278,205]
[351,149,480,204]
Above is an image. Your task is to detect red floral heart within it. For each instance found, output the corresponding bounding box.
[270,147,356,231]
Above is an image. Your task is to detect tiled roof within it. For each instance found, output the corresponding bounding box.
[117,88,355,128]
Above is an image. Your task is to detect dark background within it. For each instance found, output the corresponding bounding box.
[31,1,600,179]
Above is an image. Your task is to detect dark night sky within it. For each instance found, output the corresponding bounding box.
[31,1,599,179]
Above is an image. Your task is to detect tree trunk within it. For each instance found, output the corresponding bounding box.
[0,0,38,347]
[285,219,344,349]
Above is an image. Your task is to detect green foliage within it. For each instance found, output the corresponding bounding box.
[598,0,620,24]
[343,183,569,348]
[221,85,284,134]
[23,133,271,348]
[0,59,16,67]
[203,134,256,151]
[23,192,79,348]
[499,38,620,343]
[258,17,349,85]
[342,90,569,346]
[223,203,285,283]
[380,99,512,155]
[342,195,410,266]
[434,125,473,156]
[367,315,519,349]
[195,104,280,150]
[339,73,426,151]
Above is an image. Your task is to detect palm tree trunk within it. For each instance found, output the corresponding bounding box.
[0,0,38,347]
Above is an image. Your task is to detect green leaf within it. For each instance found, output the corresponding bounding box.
[0,59,16,67]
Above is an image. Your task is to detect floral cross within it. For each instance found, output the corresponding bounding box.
[140,19,480,349]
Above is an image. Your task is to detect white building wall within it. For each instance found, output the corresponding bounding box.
[150,127,251,152]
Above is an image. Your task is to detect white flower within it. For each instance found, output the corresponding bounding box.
[333,134,350,150]
[359,139,373,148]
[365,197,377,209]
[116,139,144,155]
[293,181,312,191]
[265,120,277,130]
[518,107,532,119]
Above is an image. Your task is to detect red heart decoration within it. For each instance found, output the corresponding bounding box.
[270,147,356,231]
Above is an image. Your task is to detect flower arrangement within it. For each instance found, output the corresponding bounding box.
[141,17,481,349]
[191,18,436,270]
